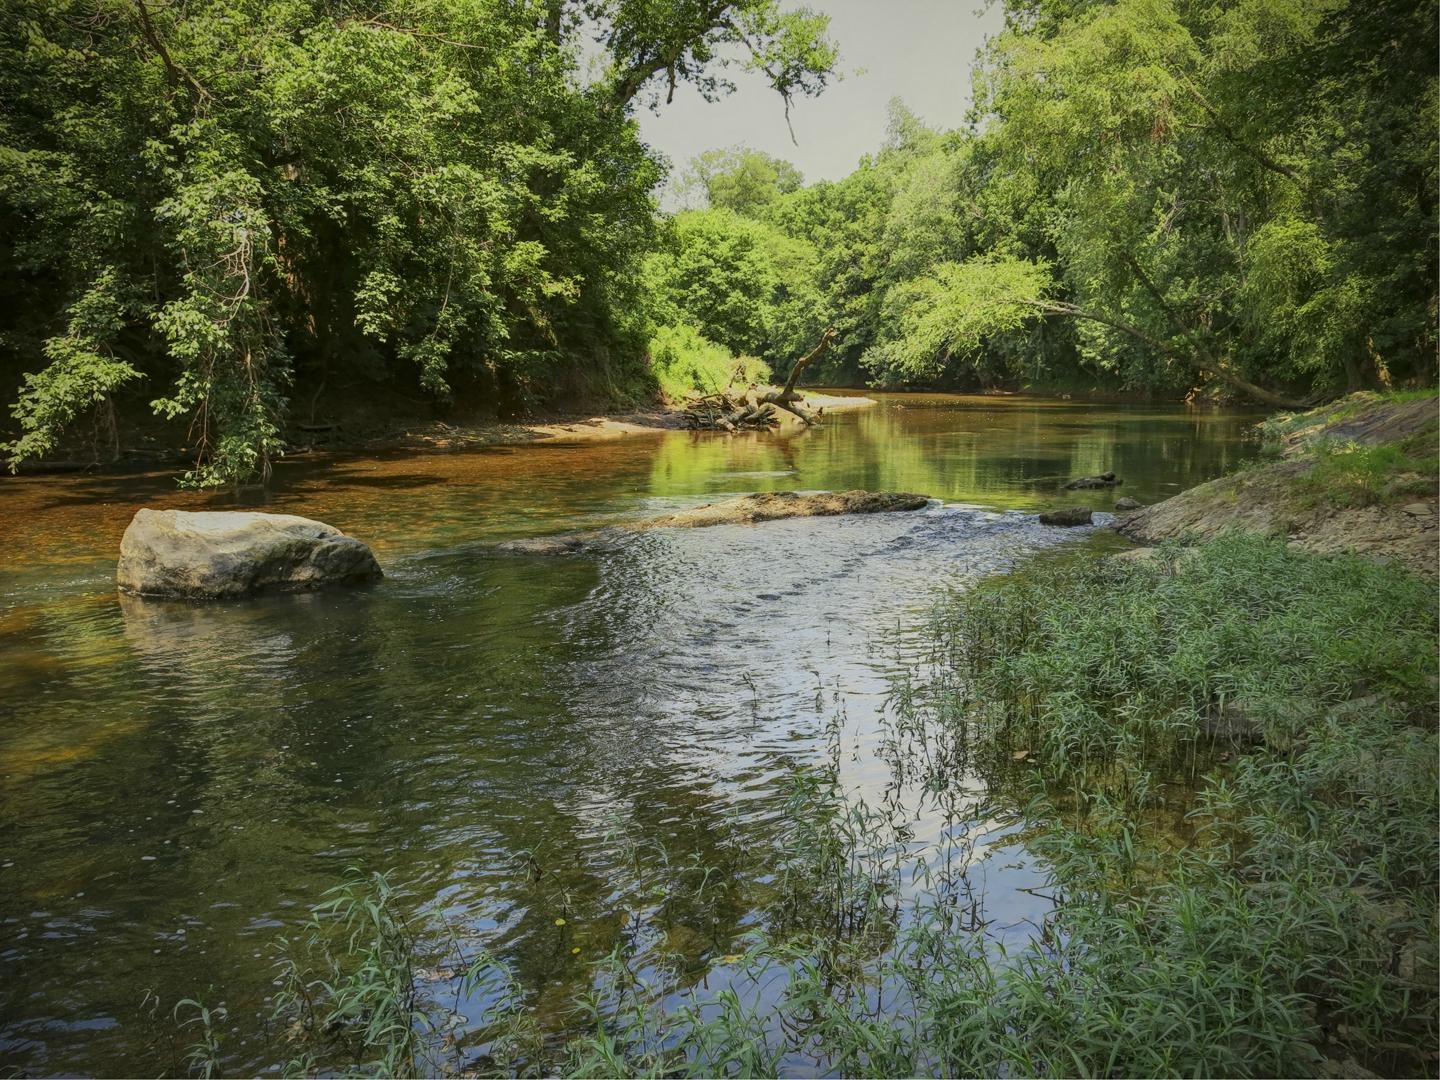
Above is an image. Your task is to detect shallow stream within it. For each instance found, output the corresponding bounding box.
[0,393,1261,1074]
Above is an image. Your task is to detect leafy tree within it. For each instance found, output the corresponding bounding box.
[864,0,1437,402]
[0,0,837,485]
[679,147,804,215]
[644,209,827,373]
[581,0,836,111]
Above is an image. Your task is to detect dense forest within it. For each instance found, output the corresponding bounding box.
[2,0,1435,485]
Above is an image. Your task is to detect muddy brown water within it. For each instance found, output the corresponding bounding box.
[0,393,1262,1074]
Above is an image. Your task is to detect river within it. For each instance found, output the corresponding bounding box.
[0,393,1261,1075]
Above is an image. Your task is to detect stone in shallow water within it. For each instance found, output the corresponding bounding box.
[491,491,932,555]
[1038,507,1093,527]
[1063,472,1120,490]
[494,534,595,556]
[116,509,382,599]
[1114,496,1144,511]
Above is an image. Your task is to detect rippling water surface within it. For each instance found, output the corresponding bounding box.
[0,394,1261,1074]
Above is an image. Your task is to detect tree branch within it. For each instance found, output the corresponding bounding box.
[779,325,836,399]
[132,0,210,103]
[1012,299,1308,408]
[1176,73,1300,184]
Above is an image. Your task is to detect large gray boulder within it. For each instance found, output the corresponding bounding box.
[117,509,382,598]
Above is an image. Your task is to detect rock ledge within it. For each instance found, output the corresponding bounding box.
[636,490,930,530]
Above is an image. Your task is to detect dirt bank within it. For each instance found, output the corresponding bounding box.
[7,391,878,476]
[1118,394,1438,576]
[326,391,877,453]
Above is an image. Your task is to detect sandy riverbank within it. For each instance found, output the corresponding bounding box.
[333,390,879,452]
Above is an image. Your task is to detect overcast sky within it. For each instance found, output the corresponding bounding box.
[634,0,1007,201]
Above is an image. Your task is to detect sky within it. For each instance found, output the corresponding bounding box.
[634,0,1008,202]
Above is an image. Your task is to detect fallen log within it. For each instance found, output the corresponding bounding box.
[681,327,840,430]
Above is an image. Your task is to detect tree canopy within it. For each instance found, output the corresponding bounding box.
[853,0,1438,402]
[2,0,1434,485]
[0,0,835,484]
[678,147,805,215]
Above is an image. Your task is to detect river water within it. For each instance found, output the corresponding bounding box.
[0,393,1260,1075]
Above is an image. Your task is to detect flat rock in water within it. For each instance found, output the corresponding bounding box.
[494,533,607,556]
[1038,507,1094,527]
[495,536,585,556]
[635,490,930,529]
[1114,496,1144,511]
[117,509,382,599]
[1064,472,1120,490]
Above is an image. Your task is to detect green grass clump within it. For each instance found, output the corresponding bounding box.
[648,324,771,402]
[940,534,1435,788]
[1294,439,1438,508]
[900,535,1439,1075]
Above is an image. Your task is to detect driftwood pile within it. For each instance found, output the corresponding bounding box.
[681,327,838,432]
[682,390,781,431]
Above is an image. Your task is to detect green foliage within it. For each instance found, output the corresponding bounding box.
[0,0,837,485]
[269,869,518,1077]
[647,323,769,401]
[172,999,225,1079]
[678,147,804,216]
[6,269,141,463]
[592,0,836,110]
[944,534,1437,787]
[833,0,1439,399]
[1295,439,1439,508]
[645,209,827,370]
[862,257,1054,383]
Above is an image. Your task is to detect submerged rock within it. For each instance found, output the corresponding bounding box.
[1038,507,1094,527]
[492,490,932,554]
[1114,496,1144,511]
[493,531,622,556]
[117,509,382,598]
[635,490,930,529]
[494,535,589,556]
[1064,471,1120,490]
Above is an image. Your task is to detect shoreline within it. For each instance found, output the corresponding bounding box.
[1115,392,1437,577]
[339,390,879,453]
[5,391,881,478]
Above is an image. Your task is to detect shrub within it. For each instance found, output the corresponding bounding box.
[647,324,772,402]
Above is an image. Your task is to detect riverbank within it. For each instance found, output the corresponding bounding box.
[342,390,878,452]
[7,390,879,476]
[1117,392,1438,576]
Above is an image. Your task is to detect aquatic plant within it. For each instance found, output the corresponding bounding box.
[267,868,517,1077]
[166,536,1437,1077]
